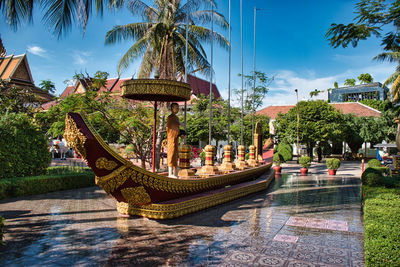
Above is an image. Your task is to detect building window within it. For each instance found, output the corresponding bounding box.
[342,91,380,102]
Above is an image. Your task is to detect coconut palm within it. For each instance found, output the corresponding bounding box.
[374,51,400,102]
[0,0,124,38]
[104,0,228,79]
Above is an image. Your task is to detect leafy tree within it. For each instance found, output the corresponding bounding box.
[231,114,270,147]
[104,0,228,78]
[326,0,399,50]
[326,0,400,102]
[309,89,322,98]
[186,94,239,146]
[334,81,339,88]
[274,100,345,158]
[234,71,273,114]
[359,99,392,112]
[39,79,56,93]
[0,79,41,116]
[343,114,364,157]
[344,78,356,86]
[358,73,373,84]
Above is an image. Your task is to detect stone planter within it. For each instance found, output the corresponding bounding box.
[273,166,282,173]
[300,168,308,175]
[328,169,337,175]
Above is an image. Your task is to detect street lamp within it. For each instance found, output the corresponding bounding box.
[295,89,300,162]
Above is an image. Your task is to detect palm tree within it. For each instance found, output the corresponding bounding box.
[374,51,400,102]
[0,0,124,38]
[39,79,56,93]
[104,0,228,79]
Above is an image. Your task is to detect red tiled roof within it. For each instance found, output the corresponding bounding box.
[256,105,294,119]
[256,102,381,119]
[60,85,75,98]
[187,74,220,98]
[331,102,380,117]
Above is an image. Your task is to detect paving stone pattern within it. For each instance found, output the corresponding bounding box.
[0,162,364,266]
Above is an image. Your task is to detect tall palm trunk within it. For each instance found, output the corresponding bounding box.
[392,74,400,102]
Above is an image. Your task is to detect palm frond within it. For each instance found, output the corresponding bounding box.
[384,71,400,86]
[373,51,400,62]
[190,25,228,49]
[191,10,228,29]
[127,0,158,21]
[391,75,400,103]
[118,35,151,74]
[105,22,152,44]
[1,0,33,30]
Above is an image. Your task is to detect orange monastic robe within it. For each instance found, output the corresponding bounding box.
[166,113,180,167]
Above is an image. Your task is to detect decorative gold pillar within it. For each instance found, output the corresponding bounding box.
[247,145,258,167]
[196,145,220,178]
[219,144,236,173]
[235,145,248,170]
[254,122,263,162]
[178,144,195,177]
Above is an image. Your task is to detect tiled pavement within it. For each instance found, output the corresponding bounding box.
[0,161,363,266]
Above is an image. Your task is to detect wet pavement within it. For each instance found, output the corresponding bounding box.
[0,162,363,266]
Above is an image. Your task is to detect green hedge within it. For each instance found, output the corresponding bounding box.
[0,172,95,200]
[363,186,400,266]
[361,167,395,187]
[367,159,382,168]
[276,143,293,162]
[0,113,51,179]
[273,153,284,166]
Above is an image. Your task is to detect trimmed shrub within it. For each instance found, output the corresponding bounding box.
[276,143,293,162]
[0,172,95,200]
[273,153,284,166]
[362,167,390,187]
[363,186,400,266]
[0,113,51,179]
[326,158,341,170]
[367,159,382,168]
[299,156,311,168]
[0,216,4,246]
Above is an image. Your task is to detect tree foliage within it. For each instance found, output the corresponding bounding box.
[105,0,227,78]
[358,73,373,84]
[274,100,345,157]
[234,71,273,113]
[344,78,356,86]
[39,79,56,94]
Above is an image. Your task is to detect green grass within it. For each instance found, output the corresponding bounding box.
[0,168,95,200]
[363,186,400,266]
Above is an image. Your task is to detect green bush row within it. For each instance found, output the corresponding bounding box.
[363,186,400,266]
[361,167,398,187]
[0,172,95,200]
[367,159,382,168]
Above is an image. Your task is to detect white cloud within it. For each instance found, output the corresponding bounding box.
[72,50,92,66]
[27,45,47,58]
[260,63,397,109]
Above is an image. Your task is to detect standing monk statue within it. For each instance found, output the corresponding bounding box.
[167,103,181,178]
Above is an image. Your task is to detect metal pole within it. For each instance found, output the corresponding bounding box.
[208,4,214,145]
[184,6,189,143]
[295,89,300,162]
[152,101,157,172]
[227,0,231,144]
[240,0,244,145]
[251,7,257,146]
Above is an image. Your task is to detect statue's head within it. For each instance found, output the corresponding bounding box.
[170,103,179,114]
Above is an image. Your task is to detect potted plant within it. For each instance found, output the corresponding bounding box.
[199,151,206,166]
[299,156,311,175]
[273,153,284,173]
[326,158,340,175]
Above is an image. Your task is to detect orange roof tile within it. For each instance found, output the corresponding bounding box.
[256,102,380,119]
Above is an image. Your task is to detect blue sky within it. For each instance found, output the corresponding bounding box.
[0,0,396,109]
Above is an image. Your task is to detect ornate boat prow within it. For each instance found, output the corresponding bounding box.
[64,112,274,219]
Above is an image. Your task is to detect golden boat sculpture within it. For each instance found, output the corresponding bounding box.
[64,112,274,219]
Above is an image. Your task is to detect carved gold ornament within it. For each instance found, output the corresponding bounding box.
[121,186,151,205]
[64,114,87,158]
[96,157,118,170]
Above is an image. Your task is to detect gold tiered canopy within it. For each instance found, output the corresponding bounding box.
[121,79,191,102]
[120,79,191,172]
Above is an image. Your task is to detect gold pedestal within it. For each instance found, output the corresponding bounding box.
[219,144,236,173]
[178,168,196,177]
[236,145,248,170]
[247,145,258,167]
[196,145,220,178]
[178,144,195,178]
[236,160,248,170]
